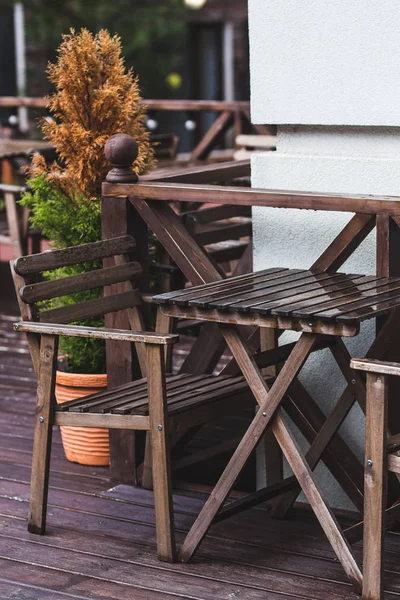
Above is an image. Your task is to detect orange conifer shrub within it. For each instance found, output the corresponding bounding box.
[31,28,154,198]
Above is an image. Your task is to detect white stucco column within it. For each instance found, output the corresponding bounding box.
[249,0,400,509]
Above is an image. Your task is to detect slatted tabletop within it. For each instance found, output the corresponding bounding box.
[154,268,400,325]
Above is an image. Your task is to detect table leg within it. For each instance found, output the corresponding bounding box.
[178,332,316,562]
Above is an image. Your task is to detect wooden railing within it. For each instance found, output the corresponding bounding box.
[0,96,274,163]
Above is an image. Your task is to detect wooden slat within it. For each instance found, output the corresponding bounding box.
[182,204,251,225]
[56,375,185,413]
[15,321,179,345]
[195,222,251,247]
[313,279,400,320]
[281,276,385,318]
[184,270,306,308]
[20,261,142,303]
[59,377,151,412]
[143,99,250,111]
[166,382,253,416]
[226,273,363,314]
[189,272,315,309]
[207,241,248,264]
[109,375,216,414]
[14,235,136,275]
[39,290,142,324]
[268,275,372,317]
[156,268,288,306]
[107,180,400,215]
[335,293,400,323]
[153,267,282,305]
[113,375,238,415]
[351,357,400,377]
[143,160,250,184]
[54,412,150,430]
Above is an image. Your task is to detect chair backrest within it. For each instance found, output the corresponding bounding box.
[10,235,149,375]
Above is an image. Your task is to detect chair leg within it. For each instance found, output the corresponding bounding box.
[28,334,58,534]
[363,372,388,600]
[146,344,176,562]
[141,432,153,490]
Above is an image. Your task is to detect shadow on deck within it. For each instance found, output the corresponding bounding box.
[1,271,400,599]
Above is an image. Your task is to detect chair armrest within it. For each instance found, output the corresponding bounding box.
[351,357,400,377]
[13,321,179,345]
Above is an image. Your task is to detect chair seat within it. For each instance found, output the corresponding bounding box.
[55,373,251,417]
[154,267,400,326]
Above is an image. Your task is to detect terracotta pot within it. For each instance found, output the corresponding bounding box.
[55,371,110,466]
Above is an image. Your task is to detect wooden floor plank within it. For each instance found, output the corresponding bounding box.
[0,578,95,600]
[2,300,400,600]
[0,515,360,600]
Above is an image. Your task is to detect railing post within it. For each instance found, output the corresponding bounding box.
[102,133,148,484]
[376,215,400,438]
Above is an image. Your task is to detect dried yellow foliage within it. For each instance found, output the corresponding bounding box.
[30,28,155,198]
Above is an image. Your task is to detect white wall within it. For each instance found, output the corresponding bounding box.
[249,0,400,126]
[248,0,400,509]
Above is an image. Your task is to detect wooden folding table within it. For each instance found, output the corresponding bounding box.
[102,142,400,591]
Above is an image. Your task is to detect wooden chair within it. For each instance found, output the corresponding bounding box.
[10,235,263,558]
[350,357,400,600]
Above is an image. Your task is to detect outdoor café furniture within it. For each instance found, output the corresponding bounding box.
[350,357,400,600]
[102,133,400,594]
[10,235,264,560]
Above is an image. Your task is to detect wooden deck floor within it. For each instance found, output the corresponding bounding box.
[2,297,400,599]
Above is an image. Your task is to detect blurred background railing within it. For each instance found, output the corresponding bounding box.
[0,96,275,170]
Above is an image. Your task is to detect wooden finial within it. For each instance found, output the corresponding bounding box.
[105,133,139,183]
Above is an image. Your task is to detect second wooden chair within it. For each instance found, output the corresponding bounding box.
[11,235,257,560]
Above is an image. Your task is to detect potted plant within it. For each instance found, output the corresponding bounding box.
[21,28,155,465]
